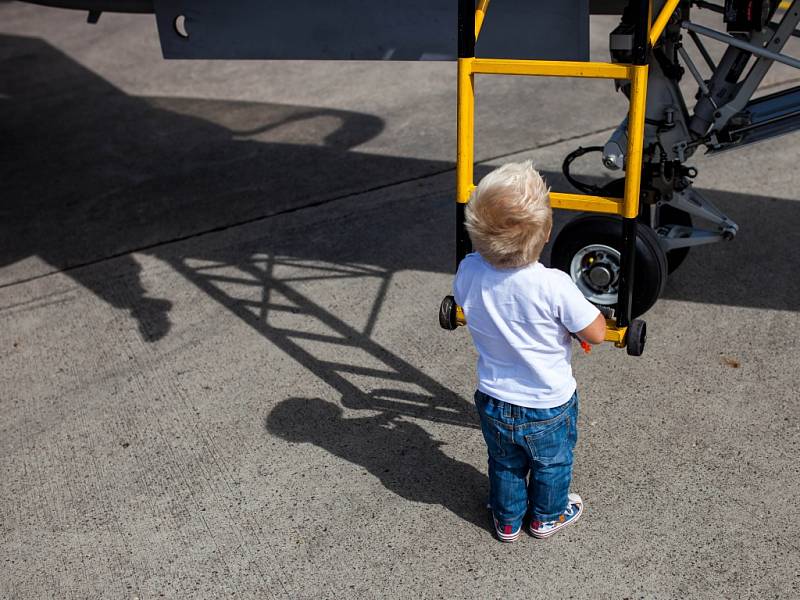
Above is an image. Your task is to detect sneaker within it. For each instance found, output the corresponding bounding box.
[493,517,522,543]
[528,493,583,539]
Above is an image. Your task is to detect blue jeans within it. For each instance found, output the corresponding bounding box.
[474,389,578,530]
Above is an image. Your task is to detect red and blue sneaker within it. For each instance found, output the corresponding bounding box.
[493,517,522,543]
[528,493,583,539]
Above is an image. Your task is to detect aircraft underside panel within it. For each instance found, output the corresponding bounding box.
[153,0,588,61]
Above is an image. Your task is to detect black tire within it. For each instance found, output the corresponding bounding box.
[551,215,668,319]
[439,295,457,330]
[600,178,692,273]
[626,319,647,356]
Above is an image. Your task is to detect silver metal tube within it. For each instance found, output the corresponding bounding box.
[687,29,716,71]
[677,44,710,96]
[681,21,800,71]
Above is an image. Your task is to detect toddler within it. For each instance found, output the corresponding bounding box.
[453,161,606,542]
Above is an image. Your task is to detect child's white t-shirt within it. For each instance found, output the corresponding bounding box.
[453,253,600,409]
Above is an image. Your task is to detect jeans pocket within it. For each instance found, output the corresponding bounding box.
[477,419,507,459]
[523,416,570,464]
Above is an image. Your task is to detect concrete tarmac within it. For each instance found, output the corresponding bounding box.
[1,3,799,598]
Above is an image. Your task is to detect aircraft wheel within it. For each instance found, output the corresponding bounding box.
[550,215,667,319]
[601,179,692,273]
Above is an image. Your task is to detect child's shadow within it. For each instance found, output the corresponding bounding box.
[265,397,490,530]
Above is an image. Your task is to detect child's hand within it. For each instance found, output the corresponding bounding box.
[570,333,593,354]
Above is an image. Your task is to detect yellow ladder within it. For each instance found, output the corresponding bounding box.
[448,0,680,353]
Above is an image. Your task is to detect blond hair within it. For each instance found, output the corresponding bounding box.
[465,161,552,268]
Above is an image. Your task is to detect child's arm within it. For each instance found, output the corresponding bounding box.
[552,271,604,345]
[575,312,606,345]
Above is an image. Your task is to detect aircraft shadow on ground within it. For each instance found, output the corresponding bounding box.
[2,32,797,342]
[3,33,798,526]
[0,33,451,341]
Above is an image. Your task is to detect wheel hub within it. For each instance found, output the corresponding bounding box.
[569,244,621,305]
[588,264,613,288]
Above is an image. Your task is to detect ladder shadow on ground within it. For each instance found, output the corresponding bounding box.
[170,253,475,427]
[166,252,490,528]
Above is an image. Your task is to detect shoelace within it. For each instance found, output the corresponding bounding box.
[542,505,575,528]
[534,503,577,529]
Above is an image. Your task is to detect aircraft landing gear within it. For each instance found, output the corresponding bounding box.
[600,178,693,274]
